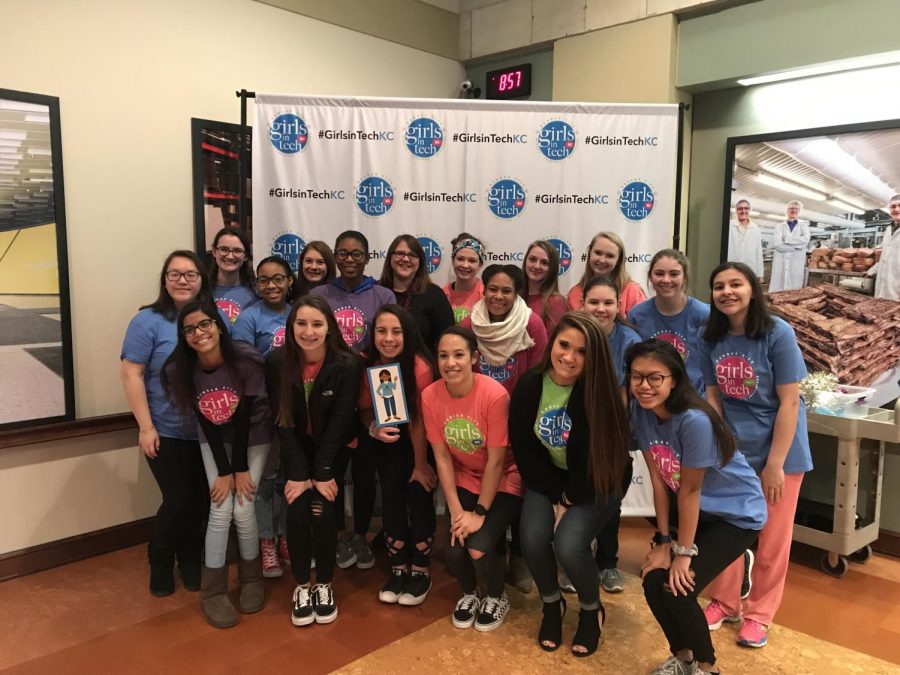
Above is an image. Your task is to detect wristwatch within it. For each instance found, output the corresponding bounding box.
[652,531,672,545]
[473,503,489,517]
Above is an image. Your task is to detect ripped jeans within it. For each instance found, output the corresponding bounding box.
[285,485,338,585]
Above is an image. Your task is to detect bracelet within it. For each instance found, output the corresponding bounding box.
[652,531,672,545]
[368,421,377,438]
[670,541,699,557]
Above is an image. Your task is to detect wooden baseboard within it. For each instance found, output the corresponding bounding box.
[873,530,900,558]
[0,517,154,582]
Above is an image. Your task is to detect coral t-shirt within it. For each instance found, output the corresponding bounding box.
[567,280,645,318]
[442,280,484,324]
[422,374,521,496]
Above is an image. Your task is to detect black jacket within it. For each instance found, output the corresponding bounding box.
[509,368,631,506]
[265,348,361,482]
[394,283,455,355]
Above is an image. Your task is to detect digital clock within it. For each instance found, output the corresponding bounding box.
[486,63,532,100]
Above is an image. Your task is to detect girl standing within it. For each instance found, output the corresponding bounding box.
[568,232,645,317]
[265,295,362,626]
[699,262,812,649]
[162,301,272,628]
[522,240,569,335]
[120,250,210,597]
[512,312,633,657]
[443,233,486,323]
[423,326,521,632]
[628,249,709,394]
[362,306,437,606]
[297,240,336,297]
[461,264,548,394]
[209,226,257,327]
[629,339,766,675]
[379,234,454,354]
[581,276,642,594]
[232,256,298,579]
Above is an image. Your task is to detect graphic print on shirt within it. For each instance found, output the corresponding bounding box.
[216,298,242,324]
[648,441,681,491]
[197,386,240,425]
[443,414,484,454]
[536,404,571,450]
[452,305,471,323]
[714,352,758,400]
[333,305,367,347]
[652,330,689,362]
[270,326,286,352]
[478,355,517,384]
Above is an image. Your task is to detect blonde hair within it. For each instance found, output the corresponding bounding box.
[577,232,634,297]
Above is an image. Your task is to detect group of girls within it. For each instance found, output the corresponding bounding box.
[121,228,811,675]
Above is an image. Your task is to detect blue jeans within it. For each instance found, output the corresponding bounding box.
[519,488,622,610]
[382,395,397,419]
[255,436,287,539]
[200,442,270,568]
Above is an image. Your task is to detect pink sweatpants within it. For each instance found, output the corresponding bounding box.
[705,472,804,626]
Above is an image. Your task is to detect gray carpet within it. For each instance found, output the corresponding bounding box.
[0,304,61,346]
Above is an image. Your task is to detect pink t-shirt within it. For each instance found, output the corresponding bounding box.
[460,311,548,394]
[422,374,521,497]
[526,293,569,335]
[442,280,484,324]
[567,280,646,318]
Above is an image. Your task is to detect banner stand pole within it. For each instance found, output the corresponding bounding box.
[235,89,256,232]
[672,101,689,251]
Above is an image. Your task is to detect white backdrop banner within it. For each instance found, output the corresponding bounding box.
[252,94,679,293]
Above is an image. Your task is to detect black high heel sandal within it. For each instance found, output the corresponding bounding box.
[571,604,605,658]
[537,596,567,652]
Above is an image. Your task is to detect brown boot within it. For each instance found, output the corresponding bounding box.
[200,565,238,628]
[238,556,266,614]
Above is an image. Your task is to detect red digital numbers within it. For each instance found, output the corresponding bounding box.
[498,70,522,92]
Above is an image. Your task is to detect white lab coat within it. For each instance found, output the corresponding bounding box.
[870,226,900,300]
[769,220,810,292]
[728,219,764,278]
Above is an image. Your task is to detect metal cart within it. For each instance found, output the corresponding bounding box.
[796,400,900,577]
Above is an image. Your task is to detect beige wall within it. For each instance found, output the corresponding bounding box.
[0,0,463,554]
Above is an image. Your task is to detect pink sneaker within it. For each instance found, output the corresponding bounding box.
[278,536,291,566]
[261,537,283,578]
[703,599,741,630]
[737,618,768,648]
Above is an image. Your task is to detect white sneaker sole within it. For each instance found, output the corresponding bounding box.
[708,615,742,631]
[314,608,338,624]
[473,616,506,632]
[398,590,430,606]
[355,558,375,570]
[262,568,283,579]
[336,554,357,569]
[291,612,315,627]
[378,591,400,604]
[451,615,476,629]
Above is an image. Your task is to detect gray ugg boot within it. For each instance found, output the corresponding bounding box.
[238,556,266,614]
[200,565,238,628]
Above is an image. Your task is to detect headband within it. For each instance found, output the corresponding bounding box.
[452,238,484,263]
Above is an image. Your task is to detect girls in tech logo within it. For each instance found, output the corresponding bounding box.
[405,117,444,158]
[269,113,309,154]
[537,120,576,161]
[356,175,395,217]
[618,179,655,221]
[714,352,758,400]
[487,177,526,219]
[270,231,306,272]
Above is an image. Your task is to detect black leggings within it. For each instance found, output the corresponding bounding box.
[444,487,521,598]
[595,506,622,569]
[372,436,436,568]
[334,442,377,536]
[146,436,207,559]
[643,517,758,665]
[286,487,337,585]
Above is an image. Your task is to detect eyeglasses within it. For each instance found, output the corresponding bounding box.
[215,246,246,257]
[165,270,200,282]
[335,249,367,261]
[183,318,215,337]
[391,251,419,261]
[629,372,673,388]
[257,274,288,287]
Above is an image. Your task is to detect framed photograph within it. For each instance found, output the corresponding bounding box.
[366,363,410,428]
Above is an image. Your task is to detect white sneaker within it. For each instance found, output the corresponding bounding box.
[451,592,481,629]
[474,592,510,632]
[291,584,314,626]
[312,582,337,624]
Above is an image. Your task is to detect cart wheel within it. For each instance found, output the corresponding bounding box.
[849,546,872,564]
[820,553,848,577]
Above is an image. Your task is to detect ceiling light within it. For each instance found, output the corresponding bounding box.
[28,178,53,183]
[0,153,23,160]
[0,170,20,175]
[25,114,50,124]
[28,169,52,174]
[755,173,828,201]
[27,148,51,156]
[829,198,866,214]
[0,139,21,148]
[738,49,900,86]
[0,100,48,113]
[0,131,27,141]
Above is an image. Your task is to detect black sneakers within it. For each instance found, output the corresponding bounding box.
[291,584,314,626]
[378,568,409,604]
[398,571,432,606]
[452,592,482,629]
[312,583,337,624]
[474,592,510,632]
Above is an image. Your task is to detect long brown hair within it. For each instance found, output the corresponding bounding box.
[296,240,336,295]
[277,294,354,427]
[520,240,567,324]
[577,232,636,298]
[535,311,631,497]
[379,234,432,297]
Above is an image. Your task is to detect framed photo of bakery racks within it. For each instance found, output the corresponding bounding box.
[721,118,900,397]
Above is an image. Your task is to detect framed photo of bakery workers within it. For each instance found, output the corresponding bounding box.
[366,363,411,428]
[722,119,900,398]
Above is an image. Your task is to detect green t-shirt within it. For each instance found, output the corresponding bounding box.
[533,373,574,470]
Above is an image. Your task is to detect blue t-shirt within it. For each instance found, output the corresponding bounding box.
[607,321,642,384]
[376,381,396,398]
[231,302,290,356]
[631,403,767,531]
[698,316,812,474]
[214,283,258,328]
[628,297,709,394]
[120,308,194,440]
